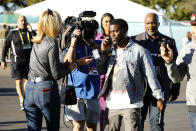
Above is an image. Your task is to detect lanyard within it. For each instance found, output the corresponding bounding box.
[18,29,30,45]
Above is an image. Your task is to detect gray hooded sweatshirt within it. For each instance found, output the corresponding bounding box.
[166,42,196,112]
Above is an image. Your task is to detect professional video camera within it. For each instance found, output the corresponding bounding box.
[59,11,99,50]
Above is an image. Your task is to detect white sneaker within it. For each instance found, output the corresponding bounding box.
[20,103,24,111]
[19,97,24,111]
[20,102,24,111]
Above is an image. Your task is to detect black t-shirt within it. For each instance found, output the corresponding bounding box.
[1,28,33,63]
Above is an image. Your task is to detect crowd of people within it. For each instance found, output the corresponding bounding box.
[0,9,196,131]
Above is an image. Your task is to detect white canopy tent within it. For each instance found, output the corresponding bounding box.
[15,0,191,52]
[15,0,165,23]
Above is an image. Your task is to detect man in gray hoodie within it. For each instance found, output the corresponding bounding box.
[160,12,196,131]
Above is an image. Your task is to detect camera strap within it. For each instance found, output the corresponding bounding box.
[61,25,73,49]
[84,45,88,56]
[74,35,94,49]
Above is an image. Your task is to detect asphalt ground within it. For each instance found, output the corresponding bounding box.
[0,67,191,131]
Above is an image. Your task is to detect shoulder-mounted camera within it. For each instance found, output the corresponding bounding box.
[59,11,99,50]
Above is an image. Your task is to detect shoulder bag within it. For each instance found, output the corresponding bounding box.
[60,73,77,105]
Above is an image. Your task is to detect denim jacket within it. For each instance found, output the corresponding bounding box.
[97,40,163,104]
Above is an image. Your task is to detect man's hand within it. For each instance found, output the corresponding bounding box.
[157,100,165,111]
[169,95,178,101]
[101,37,112,51]
[70,29,81,47]
[160,44,173,63]
[169,83,180,101]
[1,62,7,70]
[27,24,33,32]
[69,56,94,71]
[77,56,94,66]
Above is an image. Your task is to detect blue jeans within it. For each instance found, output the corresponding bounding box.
[24,80,60,131]
[141,94,165,131]
[189,111,196,131]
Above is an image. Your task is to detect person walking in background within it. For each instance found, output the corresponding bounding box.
[182,31,192,47]
[24,9,94,131]
[0,24,8,61]
[1,16,34,110]
[131,13,180,131]
[6,25,11,37]
[65,18,101,131]
[0,24,8,39]
[97,18,164,131]
[160,12,196,131]
[96,13,114,131]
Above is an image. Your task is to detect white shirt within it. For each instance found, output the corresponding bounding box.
[106,48,143,109]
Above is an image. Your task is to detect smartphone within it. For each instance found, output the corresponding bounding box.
[107,37,112,46]
[99,35,105,40]
[162,38,168,53]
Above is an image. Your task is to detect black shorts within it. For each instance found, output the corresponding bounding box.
[10,62,29,80]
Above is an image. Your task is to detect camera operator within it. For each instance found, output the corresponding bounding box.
[64,15,102,131]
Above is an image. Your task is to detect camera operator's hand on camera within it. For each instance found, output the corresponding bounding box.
[73,29,81,37]
[101,37,112,51]
[77,56,94,66]
[160,44,173,64]
[70,29,81,47]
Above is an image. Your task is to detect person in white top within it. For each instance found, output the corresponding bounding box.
[160,12,196,131]
[182,31,192,47]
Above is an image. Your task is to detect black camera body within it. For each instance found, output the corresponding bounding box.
[79,11,96,17]
[60,11,98,50]
[76,19,99,39]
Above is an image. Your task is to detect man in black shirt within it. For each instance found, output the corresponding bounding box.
[1,15,35,110]
[131,13,180,131]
